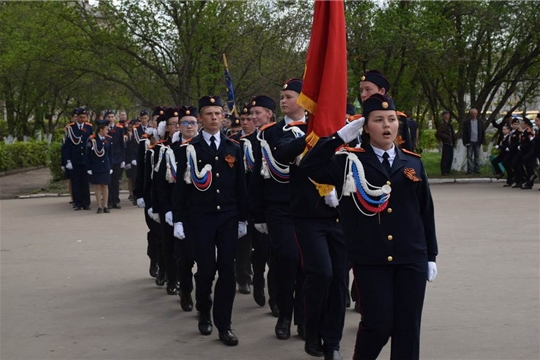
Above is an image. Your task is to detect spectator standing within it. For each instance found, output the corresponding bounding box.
[436,110,456,176]
[462,108,485,174]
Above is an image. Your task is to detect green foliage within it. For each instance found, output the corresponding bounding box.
[0,141,49,172]
[418,130,438,151]
[48,142,64,182]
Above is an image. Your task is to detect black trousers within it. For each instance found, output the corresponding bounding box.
[176,226,195,296]
[71,164,90,207]
[491,152,507,175]
[502,152,517,185]
[266,204,305,325]
[352,262,428,360]
[295,218,347,351]
[188,211,237,331]
[159,214,178,286]
[251,224,277,306]
[440,144,453,175]
[108,163,122,205]
[235,227,252,286]
[144,206,163,269]
[512,152,526,184]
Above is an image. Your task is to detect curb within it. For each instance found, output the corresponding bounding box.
[16,189,130,200]
[0,166,48,178]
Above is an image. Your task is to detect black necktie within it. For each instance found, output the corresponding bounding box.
[210,135,217,153]
[382,152,391,174]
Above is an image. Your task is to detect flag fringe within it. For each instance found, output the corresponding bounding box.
[297,92,317,115]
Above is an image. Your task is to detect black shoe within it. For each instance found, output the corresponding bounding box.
[503,183,511,187]
[324,350,343,360]
[270,303,280,318]
[103,207,110,213]
[304,335,323,357]
[275,317,291,340]
[155,271,167,286]
[82,206,91,210]
[219,329,239,346]
[132,200,137,206]
[69,201,74,204]
[112,203,121,209]
[149,262,158,278]
[253,286,265,307]
[512,183,522,188]
[238,283,251,295]
[521,184,533,189]
[297,324,305,341]
[128,195,133,201]
[180,291,193,312]
[346,290,351,308]
[74,206,82,211]
[166,283,178,295]
[96,207,103,214]
[198,312,213,335]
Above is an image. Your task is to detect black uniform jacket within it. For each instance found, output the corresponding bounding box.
[300,134,438,265]
[171,133,248,224]
[274,122,340,220]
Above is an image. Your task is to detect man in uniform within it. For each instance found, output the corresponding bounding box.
[65,108,93,210]
[172,96,248,346]
[61,108,79,206]
[249,79,306,340]
[106,110,126,209]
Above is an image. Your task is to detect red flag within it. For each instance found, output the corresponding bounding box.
[297,0,347,148]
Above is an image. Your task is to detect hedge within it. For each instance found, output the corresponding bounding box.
[418,129,438,151]
[0,141,49,172]
[48,141,64,181]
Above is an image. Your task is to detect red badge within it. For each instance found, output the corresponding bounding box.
[225,155,235,168]
[404,167,421,182]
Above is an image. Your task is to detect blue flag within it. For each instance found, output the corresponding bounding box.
[224,67,236,114]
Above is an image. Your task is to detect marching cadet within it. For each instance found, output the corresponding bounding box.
[105,110,126,209]
[171,96,248,346]
[86,119,113,213]
[502,118,521,187]
[300,93,438,360]
[533,114,540,191]
[65,108,93,211]
[249,79,306,340]
[124,118,139,204]
[228,115,241,137]
[491,123,511,180]
[511,118,533,188]
[274,118,347,359]
[240,98,278,310]
[133,106,163,279]
[517,117,536,189]
[61,108,79,206]
[126,111,148,204]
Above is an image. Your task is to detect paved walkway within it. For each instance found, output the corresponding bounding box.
[0,167,52,200]
[1,183,538,359]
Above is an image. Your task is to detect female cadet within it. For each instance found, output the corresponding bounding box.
[86,119,113,213]
[300,93,438,360]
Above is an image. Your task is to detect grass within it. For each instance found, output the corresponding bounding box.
[421,151,494,178]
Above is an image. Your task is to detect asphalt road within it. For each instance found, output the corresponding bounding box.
[1,183,539,360]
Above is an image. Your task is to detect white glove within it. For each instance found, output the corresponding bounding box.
[174,222,185,240]
[110,169,113,174]
[254,223,268,234]
[505,148,510,152]
[518,145,521,151]
[120,161,125,168]
[61,166,65,171]
[124,164,131,170]
[238,221,248,238]
[337,117,365,143]
[147,208,160,223]
[428,261,438,282]
[465,143,470,147]
[165,211,173,226]
[65,160,73,170]
[495,145,499,149]
[87,170,93,175]
[324,188,339,208]
[136,198,145,208]
[131,160,137,166]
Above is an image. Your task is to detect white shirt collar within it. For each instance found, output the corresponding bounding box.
[284,115,306,125]
[201,130,221,148]
[371,144,396,165]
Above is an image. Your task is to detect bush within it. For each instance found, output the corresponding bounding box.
[48,141,64,182]
[418,129,438,151]
[0,141,49,172]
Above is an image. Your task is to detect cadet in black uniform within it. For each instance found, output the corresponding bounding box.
[301,94,438,360]
[491,124,511,179]
[133,106,163,278]
[105,110,126,209]
[65,108,93,210]
[172,96,248,346]
[61,108,79,206]
[86,119,113,213]
[249,80,306,340]
[274,117,347,360]
[239,99,278,309]
[502,119,521,187]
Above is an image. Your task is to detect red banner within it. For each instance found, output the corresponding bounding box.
[298,0,347,147]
